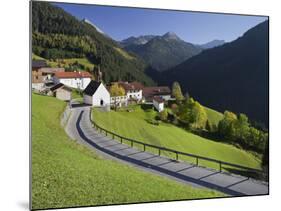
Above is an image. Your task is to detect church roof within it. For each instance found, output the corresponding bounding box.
[83,80,102,96]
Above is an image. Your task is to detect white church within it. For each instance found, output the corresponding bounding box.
[83,80,110,107]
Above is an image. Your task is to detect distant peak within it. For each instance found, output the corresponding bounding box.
[121,35,156,46]
[162,31,181,41]
[165,31,177,36]
[199,39,225,49]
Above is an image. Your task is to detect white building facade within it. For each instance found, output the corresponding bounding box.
[153,97,165,112]
[53,71,92,90]
[110,95,128,107]
[83,80,110,107]
[117,82,143,102]
[126,89,142,101]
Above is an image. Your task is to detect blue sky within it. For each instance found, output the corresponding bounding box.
[54,2,268,44]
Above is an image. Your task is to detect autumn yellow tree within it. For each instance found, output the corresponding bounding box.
[110,83,125,110]
[172,81,184,103]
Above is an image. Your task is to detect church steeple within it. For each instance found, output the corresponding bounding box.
[93,57,103,82]
[94,66,102,82]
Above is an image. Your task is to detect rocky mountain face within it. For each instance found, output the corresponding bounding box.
[122,32,202,71]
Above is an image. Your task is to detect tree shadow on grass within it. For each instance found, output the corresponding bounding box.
[140,104,153,111]
[223,167,267,182]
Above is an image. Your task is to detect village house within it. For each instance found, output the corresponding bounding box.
[32,60,47,90]
[32,60,47,71]
[39,67,65,82]
[142,86,171,102]
[107,83,128,108]
[83,80,110,107]
[142,86,171,112]
[110,95,128,107]
[32,60,65,90]
[153,96,165,112]
[117,81,143,103]
[53,71,92,90]
[50,83,72,101]
[107,81,171,110]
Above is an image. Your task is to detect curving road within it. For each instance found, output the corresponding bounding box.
[65,106,269,196]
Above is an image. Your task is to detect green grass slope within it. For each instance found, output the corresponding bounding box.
[32,94,223,210]
[204,107,224,126]
[32,53,95,70]
[93,105,261,171]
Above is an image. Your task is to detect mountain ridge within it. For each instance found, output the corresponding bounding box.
[120,35,156,47]
[122,32,202,71]
[198,39,225,49]
[156,20,269,126]
[82,18,107,37]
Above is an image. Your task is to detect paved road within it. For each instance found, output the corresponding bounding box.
[65,106,269,196]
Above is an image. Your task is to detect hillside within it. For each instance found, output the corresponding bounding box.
[205,106,224,126]
[32,53,95,70]
[157,21,269,126]
[32,94,223,209]
[32,2,154,85]
[93,105,261,171]
[123,32,202,71]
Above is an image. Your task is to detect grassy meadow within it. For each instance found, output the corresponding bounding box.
[32,94,224,210]
[32,53,95,70]
[92,105,261,171]
[205,107,224,126]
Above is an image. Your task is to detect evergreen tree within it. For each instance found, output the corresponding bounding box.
[205,119,212,131]
[232,113,250,144]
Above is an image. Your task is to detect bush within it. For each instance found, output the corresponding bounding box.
[178,98,207,129]
[159,109,168,122]
[172,118,179,126]
[170,103,178,114]
[147,119,160,126]
[205,120,212,132]
[217,111,268,152]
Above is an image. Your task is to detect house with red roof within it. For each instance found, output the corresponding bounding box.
[108,81,171,111]
[142,86,171,102]
[116,81,144,102]
[32,60,65,91]
[53,71,92,90]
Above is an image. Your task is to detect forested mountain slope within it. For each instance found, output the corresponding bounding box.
[158,21,269,126]
[32,2,154,85]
